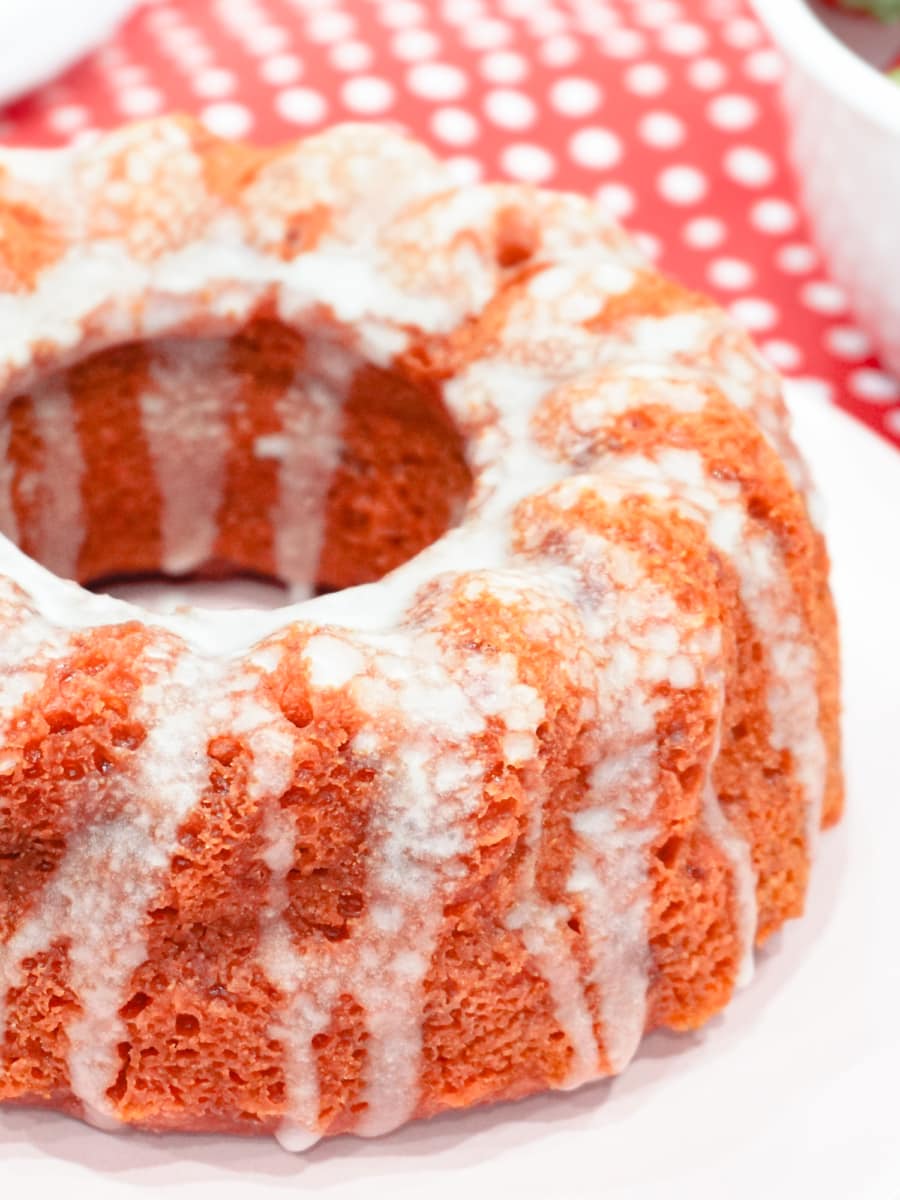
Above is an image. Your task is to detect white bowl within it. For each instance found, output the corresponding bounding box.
[750,0,900,377]
[0,0,138,109]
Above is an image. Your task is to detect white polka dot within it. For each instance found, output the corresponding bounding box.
[594,181,636,220]
[118,86,164,117]
[825,325,872,360]
[751,198,797,235]
[572,7,619,35]
[723,17,762,49]
[550,77,602,117]
[762,339,802,370]
[777,243,817,274]
[688,58,727,90]
[330,41,374,72]
[528,9,567,37]
[729,297,778,331]
[193,68,236,99]
[146,8,178,31]
[539,35,581,67]
[479,49,529,83]
[275,86,328,125]
[157,26,200,53]
[108,64,146,88]
[461,18,512,48]
[708,257,755,290]
[634,231,662,261]
[407,62,468,100]
[47,104,89,134]
[660,22,708,55]
[658,164,708,205]
[636,1,683,27]
[724,145,775,188]
[431,106,479,145]
[341,76,395,114]
[201,101,253,139]
[306,11,355,43]
[497,0,539,14]
[501,142,556,183]
[801,281,847,315]
[445,154,484,185]
[484,88,537,130]
[683,216,726,248]
[602,28,647,58]
[744,48,782,83]
[638,110,685,148]
[706,93,758,131]
[155,26,197,56]
[569,127,623,170]
[260,54,303,85]
[392,28,441,60]
[379,0,426,26]
[444,0,486,20]
[245,25,291,56]
[624,62,669,96]
[170,43,211,71]
[849,368,900,403]
[791,376,834,406]
[70,129,100,150]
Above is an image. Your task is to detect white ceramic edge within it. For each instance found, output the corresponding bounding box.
[0,0,139,109]
[749,0,900,135]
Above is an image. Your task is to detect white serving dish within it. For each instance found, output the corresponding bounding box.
[0,0,138,110]
[750,0,900,377]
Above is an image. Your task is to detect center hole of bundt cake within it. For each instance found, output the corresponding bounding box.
[0,315,473,607]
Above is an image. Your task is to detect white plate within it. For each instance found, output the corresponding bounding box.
[0,0,137,109]
[1,390,898,1199]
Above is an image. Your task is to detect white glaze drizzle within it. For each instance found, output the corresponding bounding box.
[260,625,545,1147]
[0,636,307,1127]
[605,448,827,852]
[483,574,602,1089]
[0,417,18,548]
[519,515,732,1071]
[140,338,237,575]
[270,339,352,588]
[537,371,822,933]
[0,637,220,1126]
[66,652,304,1118]
[28,376,86,580]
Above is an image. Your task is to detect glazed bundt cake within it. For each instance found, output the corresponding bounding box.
[0,118,841,1148]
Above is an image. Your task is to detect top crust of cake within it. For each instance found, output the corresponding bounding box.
[0,117,811,643]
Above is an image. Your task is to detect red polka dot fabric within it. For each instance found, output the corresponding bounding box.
[1,0,898,449]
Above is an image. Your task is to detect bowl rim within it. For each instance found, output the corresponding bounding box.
[749,0,900,137]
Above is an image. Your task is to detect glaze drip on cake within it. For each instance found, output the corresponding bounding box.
[0,118,841,1147]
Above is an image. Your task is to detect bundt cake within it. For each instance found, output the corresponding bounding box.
[0,117,841,1149]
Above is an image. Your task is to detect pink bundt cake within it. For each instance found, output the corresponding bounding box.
[0,118,841,1148]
